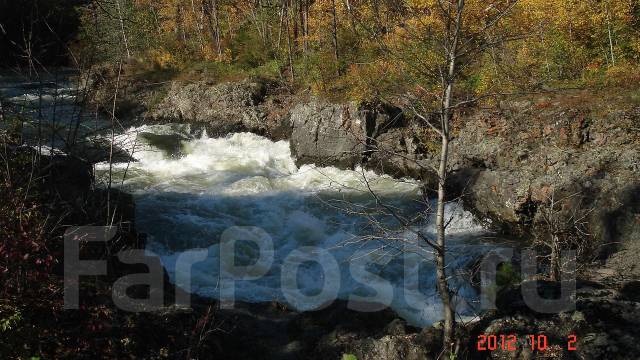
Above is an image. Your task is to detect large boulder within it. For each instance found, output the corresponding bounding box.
[289,99,404,169]
[290,100,367,168]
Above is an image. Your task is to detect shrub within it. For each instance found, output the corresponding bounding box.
[604,62,640,88]
[0,304,22,332]
[0,141,56,297]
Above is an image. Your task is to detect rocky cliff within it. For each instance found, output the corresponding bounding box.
[149,79,292,140]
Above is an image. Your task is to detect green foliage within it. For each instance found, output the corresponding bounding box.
[247,59,282,80]
[496,262,521,288]
[0,305,22,333]
[342,354,358,360]
[181,61,244,81]
[230,25,275,70]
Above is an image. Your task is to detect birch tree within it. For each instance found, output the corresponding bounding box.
[340,1,520,355]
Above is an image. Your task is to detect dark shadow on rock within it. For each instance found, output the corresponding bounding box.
[70,138,136,164]
[599,184,640,260]
[620,281,640,302]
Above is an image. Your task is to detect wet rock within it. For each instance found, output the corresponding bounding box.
[449,168,534,232]
[71,138,136,164]
[138,132,187,158]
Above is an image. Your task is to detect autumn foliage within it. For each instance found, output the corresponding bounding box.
[78,0,640,100]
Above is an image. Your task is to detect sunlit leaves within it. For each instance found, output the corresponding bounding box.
[78,0,640,97]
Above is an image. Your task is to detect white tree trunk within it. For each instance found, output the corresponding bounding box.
[435,0,465,352]
[115,0,131,58]
[607,7,616,66]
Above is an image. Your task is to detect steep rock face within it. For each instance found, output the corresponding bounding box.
[289,100,366,169]
[360,98,639,274]
[444,103,640,264]
[367,128,429,179]
[289,99,404,169]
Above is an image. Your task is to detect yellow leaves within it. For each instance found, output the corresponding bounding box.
[86,0,640,95]
[604,62,640,88]
[340,59,410,103]
[220,48,233,64]
[148,48,178,69]
[201,46,218,62]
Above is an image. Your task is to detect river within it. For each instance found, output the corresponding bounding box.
[2,73,501,327]
[94,124,498,327]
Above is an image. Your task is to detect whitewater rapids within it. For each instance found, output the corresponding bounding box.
[96,124,495,327]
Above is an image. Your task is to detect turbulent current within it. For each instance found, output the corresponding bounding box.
[94,124,495,327]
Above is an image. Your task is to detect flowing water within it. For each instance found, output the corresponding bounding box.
[95,124,499,327]
[0,70,107,150]
[2,74,501,327]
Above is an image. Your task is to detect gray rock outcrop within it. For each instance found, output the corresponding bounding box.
[289,99,404,169]
[289,100,367,168]
[444,104,640,272]
[148,79,290,138]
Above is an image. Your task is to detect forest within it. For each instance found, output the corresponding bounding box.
[73,0,640,99]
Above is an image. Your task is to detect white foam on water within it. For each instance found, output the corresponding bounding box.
[96,126,494,327]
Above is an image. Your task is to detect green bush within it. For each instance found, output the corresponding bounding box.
[0,304,22,333]
[496,262,521,288]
